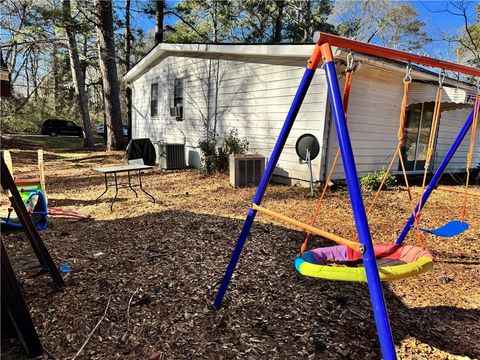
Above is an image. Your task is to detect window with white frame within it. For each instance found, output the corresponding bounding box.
[150,83,158,117]
[173,78,184,120]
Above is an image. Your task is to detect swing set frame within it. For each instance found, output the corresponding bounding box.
[214,32,480,360]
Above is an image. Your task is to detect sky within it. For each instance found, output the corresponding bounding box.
[414,0,476,32]
[412,1,478,60]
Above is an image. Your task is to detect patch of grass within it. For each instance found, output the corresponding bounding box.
[12,135,105,152]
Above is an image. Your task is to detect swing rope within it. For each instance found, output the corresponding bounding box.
[413,69,446,244]
[300,52,355,256]
[460,89,480,221]
[356,64,422,246]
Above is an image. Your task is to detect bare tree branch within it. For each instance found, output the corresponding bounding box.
[71,295,112,360]
[13,70,52,112]
[164,10,208,41]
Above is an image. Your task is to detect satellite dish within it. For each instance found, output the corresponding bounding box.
[295,134,320,197]
[295,134,320,161]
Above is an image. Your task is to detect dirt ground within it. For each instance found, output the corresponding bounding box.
[1,144,479,360]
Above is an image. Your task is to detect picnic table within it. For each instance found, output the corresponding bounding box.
[92,164,156,211]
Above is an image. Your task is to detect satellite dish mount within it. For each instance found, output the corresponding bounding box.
[295,134,320,196]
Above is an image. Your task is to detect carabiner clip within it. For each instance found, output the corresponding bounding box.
[438,69,446,87]
[403,63,412,84]
[346,51,354,73]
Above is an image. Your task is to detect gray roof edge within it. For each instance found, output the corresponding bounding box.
[123,43,315,82]
[124,43,476,91]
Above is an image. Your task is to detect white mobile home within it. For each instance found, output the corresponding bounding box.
[124,43,478,184]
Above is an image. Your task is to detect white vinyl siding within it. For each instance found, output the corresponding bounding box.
[131,56,328,183]
[434,108,479,172]
[325,67,401,180]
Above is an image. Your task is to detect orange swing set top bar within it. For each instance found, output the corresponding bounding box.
[315,32,480,77]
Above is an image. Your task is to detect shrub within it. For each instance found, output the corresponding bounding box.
[360,170,397,190]
[198,138,217,174]
[198,129,249,174]
[224,128,249,155]
[215,147,229,173]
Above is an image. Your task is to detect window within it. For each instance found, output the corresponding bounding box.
[150,83,158,117]
[174,78,183,106]
[400,103,438,172]
[173,78,184,120]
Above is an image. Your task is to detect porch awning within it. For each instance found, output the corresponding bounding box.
[408,82,476,111]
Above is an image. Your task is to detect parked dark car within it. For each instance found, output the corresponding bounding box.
[41,119,83,137]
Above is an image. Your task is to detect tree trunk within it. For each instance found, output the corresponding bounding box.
[273,0,285,43]
[302,1,312,43]
[25,57,30,95]
[155,0,165,44]
[81,34,88,90]
[62,0,94,147]
[125,0,132,143]
[212,0,218,43]
[30,52,38,101]
[52,35,59,113]
[95,0,124,150]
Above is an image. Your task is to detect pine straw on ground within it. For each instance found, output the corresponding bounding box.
[1,148,479,360]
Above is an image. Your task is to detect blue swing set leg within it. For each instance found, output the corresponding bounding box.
[396,109,476,245]
[322,45,396,360]
[214,42,397,359]
[213,51,319,309]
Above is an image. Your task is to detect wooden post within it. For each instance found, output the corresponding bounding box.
[37,149,47,203]
[3,150,13,197]
[3,150,13,176]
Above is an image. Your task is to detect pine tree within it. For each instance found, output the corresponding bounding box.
[94,0,124,150]
[62,0,94,147]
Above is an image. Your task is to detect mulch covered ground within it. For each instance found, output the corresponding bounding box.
[1,147,479,359]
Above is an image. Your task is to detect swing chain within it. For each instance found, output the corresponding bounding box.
[346,51,354,73]
[403,63,412,84]
[438,69,446,87]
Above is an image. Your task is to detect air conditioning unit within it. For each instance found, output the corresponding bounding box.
[158,143,186,169]
[169,106,183,119]
[229,154,265,188]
